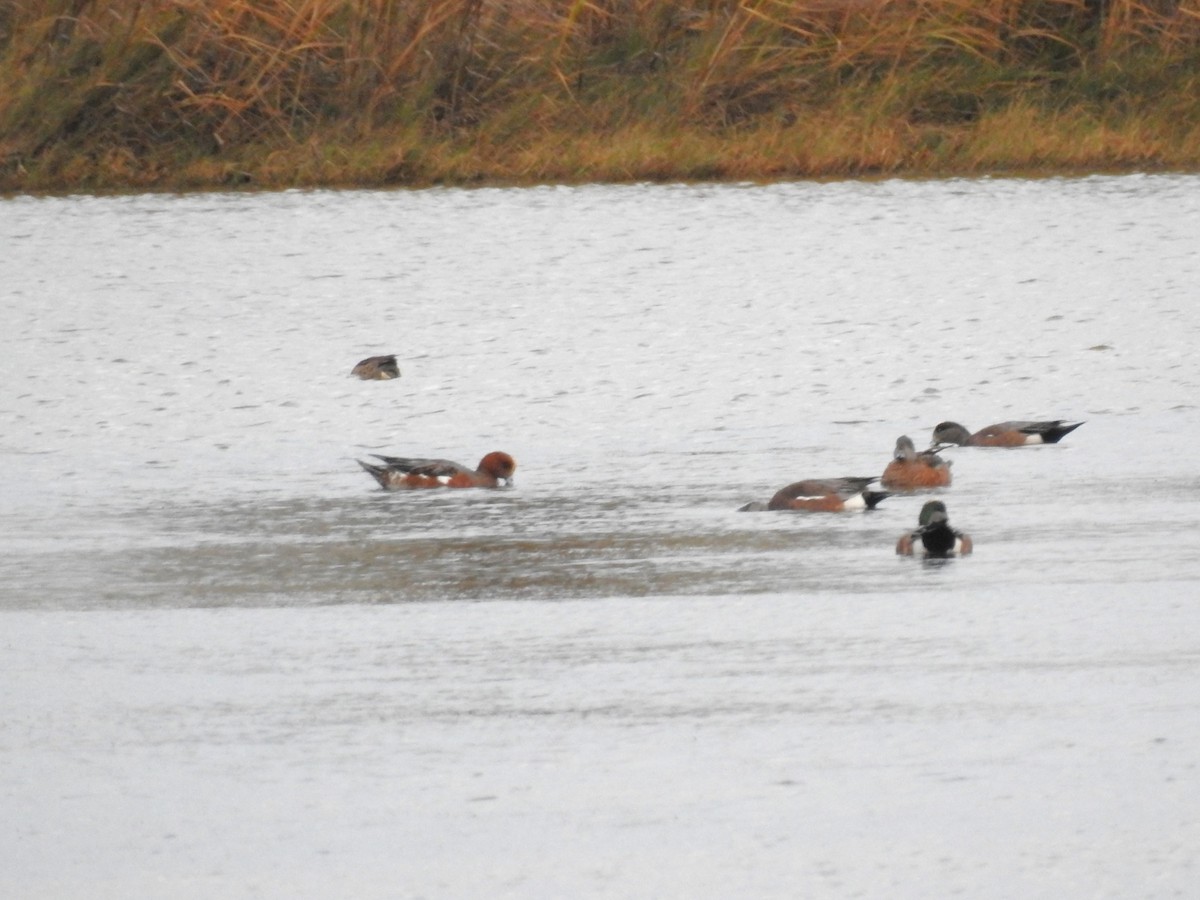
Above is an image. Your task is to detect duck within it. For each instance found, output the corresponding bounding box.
[881,435,952,490]
[357,451,516,490]
[896,500,973,557]
[351,355,401,380]
[738,477,889,512]
[931,419,1083,448]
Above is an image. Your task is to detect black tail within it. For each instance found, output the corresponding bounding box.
[357,459,389,488]
[1044,421,1084,443]
[864,491,890,510]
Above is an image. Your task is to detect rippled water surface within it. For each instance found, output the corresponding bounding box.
[3,175,1200,897]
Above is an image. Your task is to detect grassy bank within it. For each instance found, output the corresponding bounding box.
[2,0,1200,193]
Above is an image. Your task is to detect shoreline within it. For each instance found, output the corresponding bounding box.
[4,162,1196,200]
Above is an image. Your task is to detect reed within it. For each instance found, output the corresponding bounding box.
[2,0,1198,192]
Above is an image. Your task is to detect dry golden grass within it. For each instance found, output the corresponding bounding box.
[2,0,1199,191]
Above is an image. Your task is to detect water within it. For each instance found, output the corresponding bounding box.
[3,175,1199,897]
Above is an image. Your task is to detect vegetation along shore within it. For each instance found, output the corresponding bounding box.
[3,0,1200,194]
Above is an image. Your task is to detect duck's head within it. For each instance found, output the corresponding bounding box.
[918,500,949,527]
[893,435,918,461]
[480,451,517,484]
[931,421,971,447]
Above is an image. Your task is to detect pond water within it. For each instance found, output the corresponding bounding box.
[2,175,1199,897]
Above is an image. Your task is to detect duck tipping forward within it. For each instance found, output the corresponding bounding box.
[931,419,1083,448]
[739,477,890,512]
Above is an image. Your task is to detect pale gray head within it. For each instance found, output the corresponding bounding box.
[893,435,917,461]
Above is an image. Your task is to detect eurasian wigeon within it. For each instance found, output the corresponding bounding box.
[351,355,401,380]
[896,500,973,558]
[881,435,952,490]
[931,419,1083,447]
[739,477,889,512]
[357,451,516,490]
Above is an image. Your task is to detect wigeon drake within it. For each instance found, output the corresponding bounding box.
[881,435,952,490]
[739,477,890,512]
[896,500,973,558]
[931,419,1083,448]
[357,451,516,490]
[351,355,401,380]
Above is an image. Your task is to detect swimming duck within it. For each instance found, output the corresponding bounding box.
[739,477,889,512]
[896,500,973,557]
[931,419,1083,448]
[351,355,401,380]
[881,436,952,490]
[358,451,516,490]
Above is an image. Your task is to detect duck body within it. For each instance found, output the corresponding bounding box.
[739,477,889,512]
[358,451,516,490]
[881,436,952,490]
[932,419,1083,447]
[896,501,973,558]
[351,355,401,380]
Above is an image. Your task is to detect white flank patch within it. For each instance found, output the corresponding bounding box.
[436,475,453,485]
[840,493,867,510]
